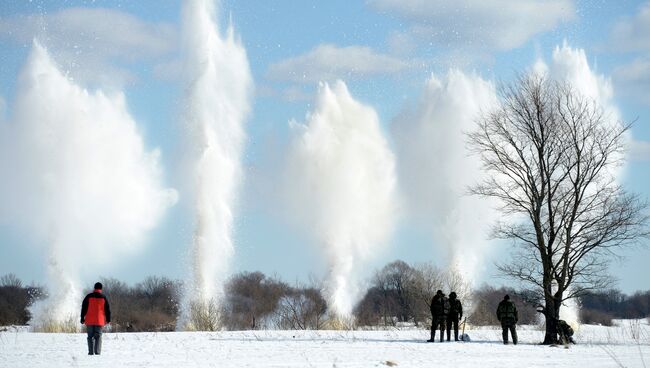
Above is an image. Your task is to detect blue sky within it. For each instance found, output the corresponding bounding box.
[1,0,649,293]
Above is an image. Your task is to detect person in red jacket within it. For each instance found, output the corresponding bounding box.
[81,282,111,355]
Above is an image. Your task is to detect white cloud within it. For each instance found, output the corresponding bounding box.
[266,44,410,83]
[0,7,176,87]
[368,0,575,50]
[609,2,650,52]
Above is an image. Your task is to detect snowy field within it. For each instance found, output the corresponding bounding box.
[1,322,649,367]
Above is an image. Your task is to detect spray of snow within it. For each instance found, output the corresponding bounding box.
[285,81,398,320]
[0,41,177,331]
[392,70,498,286]
[177,0,253,330]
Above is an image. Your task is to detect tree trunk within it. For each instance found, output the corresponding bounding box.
[542,296,560,344]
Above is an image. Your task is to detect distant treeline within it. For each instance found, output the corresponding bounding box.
[1,261,649,330]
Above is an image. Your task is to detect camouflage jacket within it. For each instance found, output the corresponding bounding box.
[430,295,450,317]
[496,300,518,323]
[448,298,462,319]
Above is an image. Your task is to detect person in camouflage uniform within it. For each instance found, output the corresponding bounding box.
[557,319,576,344]
[496,294,518,345]
[446,291,463,341]
[427,290,449,342]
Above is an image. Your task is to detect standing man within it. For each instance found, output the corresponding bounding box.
[496,294,518,345]
[81,282,111,355]
[446,291,463,341]
[427,290,449,342]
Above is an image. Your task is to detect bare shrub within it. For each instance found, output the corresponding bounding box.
[100,276,180,332]
[0,274,42,326]
[580,308,614,326]
[32,316,79,333]
[224,271,288,330]
[187,299,222,331]
[274,286,327,330]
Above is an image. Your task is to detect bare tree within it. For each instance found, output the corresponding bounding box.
[468,74,648,344]
[224,271,288,330]
[354,260,469,327]
[372,260,417,323]
[274,286,327,330]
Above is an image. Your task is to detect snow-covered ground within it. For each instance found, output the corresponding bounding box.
[1,322,649,367]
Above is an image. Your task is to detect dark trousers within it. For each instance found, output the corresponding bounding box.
[446,316,459,341]
[501,322,517,345]
[86,325,103,355]
[430,317,446,342]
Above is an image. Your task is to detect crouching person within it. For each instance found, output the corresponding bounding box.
[557,319,576,344]
[81,282,111,355]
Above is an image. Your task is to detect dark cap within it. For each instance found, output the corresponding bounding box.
[94,282,103,290]
[504,294,510,300]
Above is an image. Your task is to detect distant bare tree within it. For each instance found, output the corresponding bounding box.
[98,276,180,332]
[409,263,472,325]
[0,274,37,325]
[274,286,327,330]
[408,263,443,325]
[224,271,288,330]
[470,285,538,326]
[468,74,649,344]
[354,261,468,327]
[372,260,417,323]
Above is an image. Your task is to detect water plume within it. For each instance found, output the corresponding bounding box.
[392,70,498,285]
[285,81,398,320]
[177,0,253,330]
[0,41,177,331]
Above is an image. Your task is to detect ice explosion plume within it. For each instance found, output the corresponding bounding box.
[177,0,253,330]
[286,81,398,321]
[393,70,498,285]
[0,41,177,331]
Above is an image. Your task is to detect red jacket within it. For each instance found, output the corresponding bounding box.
[81,289,111,326]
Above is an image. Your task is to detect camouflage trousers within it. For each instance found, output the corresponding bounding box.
[430,317,446,342]
[447,316,460,341]
[501,320,517,345]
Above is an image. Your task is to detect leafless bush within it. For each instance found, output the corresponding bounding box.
[274,286,327,330]
[0,274,42,326]
[223,272,288,330]
[99,276,180,332]
[33,315,79,333]
[580,308,614,326]
[187,299,222,331]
